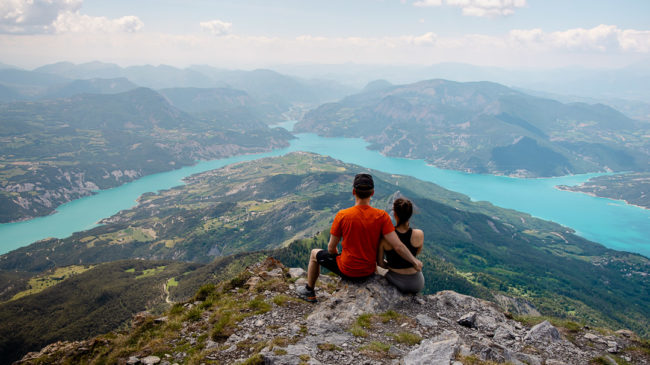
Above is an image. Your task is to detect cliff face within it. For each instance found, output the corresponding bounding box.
[17,258,649,365]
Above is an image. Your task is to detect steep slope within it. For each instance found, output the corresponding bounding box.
[0,88,291,222]
[16,259,650,365]
[1,152,647,337]
[296,79,649,177]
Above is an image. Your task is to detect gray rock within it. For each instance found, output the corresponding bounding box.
[126,356,140,365]
[524,320,562,343]
[545,360,568,365]
[493,325,515,342]
[401,330,460,365]
[205,340,219,350]
[141,356,161,365]
[308,275,407,327]
[289,267,306,278]
[265,268,284,278]
[584,333,599,341]
[493,293,541,316]
[457,312,477,328]
[416,314,437,328]
[261,343,322,365]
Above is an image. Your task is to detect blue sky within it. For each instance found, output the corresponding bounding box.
[1,0,649,69]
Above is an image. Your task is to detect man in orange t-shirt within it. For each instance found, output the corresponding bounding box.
[296,173,423,303]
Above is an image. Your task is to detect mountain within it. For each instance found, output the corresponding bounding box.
[0,69,70,98]
[0,62,19,70]
[0,84,21,102]
[2,153,647,339]
[0,88,291,223]
[15,258,650,365]
[32,62,355,107]
[296,79,650,177]
[188,66,355,105]
[558,172,650,209]
[158,87,282,127]
[271,61,650,102]
[34,61,124,79]
[43,77,138,99]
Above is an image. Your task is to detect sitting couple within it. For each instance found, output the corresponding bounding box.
[297,173,425,303]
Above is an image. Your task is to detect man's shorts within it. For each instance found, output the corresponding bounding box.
[315,250,373,283]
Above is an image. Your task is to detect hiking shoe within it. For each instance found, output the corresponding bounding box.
[296,285,317,303]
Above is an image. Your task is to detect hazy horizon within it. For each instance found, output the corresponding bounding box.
[1,0,649,70]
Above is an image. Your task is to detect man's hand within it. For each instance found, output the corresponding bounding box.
[412,258,423,272]
[328,235,341,255]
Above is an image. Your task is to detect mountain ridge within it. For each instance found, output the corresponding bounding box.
[296,78,649,177]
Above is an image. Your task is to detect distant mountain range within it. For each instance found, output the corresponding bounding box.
[271,61,650,103]
[296,79,650,177]
[0,62,355,107]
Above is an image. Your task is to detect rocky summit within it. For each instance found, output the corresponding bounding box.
[17,258,650,365]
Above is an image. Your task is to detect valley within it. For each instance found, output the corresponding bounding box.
[1,62,649,364]
[0,88,292,223]
[1,153,648,362]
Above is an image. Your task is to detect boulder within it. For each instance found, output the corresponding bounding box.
[524,320,562,343]
[307,274,408,327]
[416,314,437,328]
[402,330,460,365]
[289,267,306,278]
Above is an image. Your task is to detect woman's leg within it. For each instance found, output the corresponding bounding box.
[385,271,425,294]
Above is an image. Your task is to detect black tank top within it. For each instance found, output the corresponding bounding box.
[385,228,418,269]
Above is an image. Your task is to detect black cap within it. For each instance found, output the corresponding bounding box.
[353,173,374,191]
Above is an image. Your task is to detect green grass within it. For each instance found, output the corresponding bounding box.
[391,332,422,345]
[361,341,390,353]
[356,313,373,328]
[166,277,179,288]
[349,325,368,338]
[248,295,271,314]
[317,343,342,351]
[11,265,94,301]
[136,266,166,279]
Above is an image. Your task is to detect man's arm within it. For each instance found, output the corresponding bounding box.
[377,239,388,268]
[328,235,341,255]
[383,231,423,271]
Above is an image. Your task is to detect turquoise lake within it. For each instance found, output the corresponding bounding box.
[1,120,649,257]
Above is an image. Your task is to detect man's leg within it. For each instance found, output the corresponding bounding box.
[307,248,321,289]
[296,249,322,303]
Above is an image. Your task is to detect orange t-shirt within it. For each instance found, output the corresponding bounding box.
[330,205,395,277]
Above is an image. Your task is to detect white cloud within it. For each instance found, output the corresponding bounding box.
[0,0,142,34]
[509,25,650,53]
[0,0,82,33]
[413,0,443,7]
[53,12,143,33]
[200,20,232,36]
[439,0,526,17]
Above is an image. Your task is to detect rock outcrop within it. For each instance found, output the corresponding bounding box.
[17,258,649,365]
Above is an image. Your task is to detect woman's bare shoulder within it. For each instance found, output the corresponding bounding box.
[411,229,424,247]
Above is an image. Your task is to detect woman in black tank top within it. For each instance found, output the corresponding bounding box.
[377,197,425,294]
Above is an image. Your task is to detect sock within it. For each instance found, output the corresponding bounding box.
[305,284,314,292]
